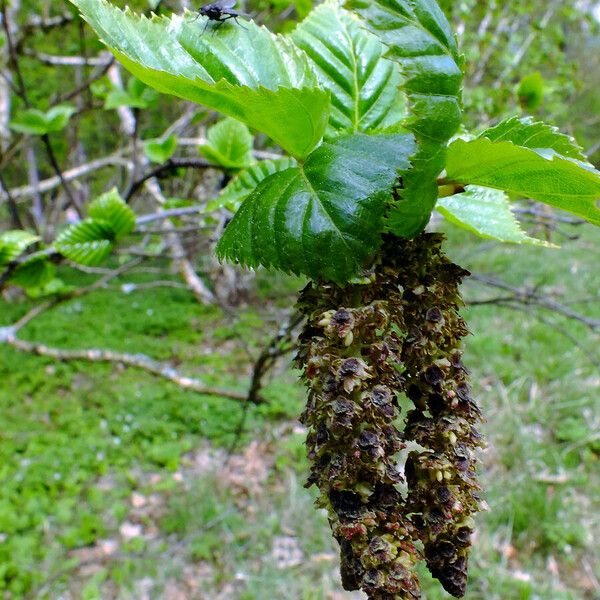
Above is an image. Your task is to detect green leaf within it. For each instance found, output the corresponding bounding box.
[208,157,297,212]
[9,105,75,135]
[70,0,330,159]
[216,133,416,282]
[294,0,313,19]
[44,105,77,132]
[104,78,158,109]
[54,189,134,265]
[446,138,600,227]
[347,0,464,237]
[290,2,405,137]
[0,231,40,266]
[87,188,136,237]
[144,135,178,163]
[517,71,544,111]
[10,257,56,289]
[481,116,587,162]
[54,220,115,266]
[199,118,254,169]
[9,109,50,135]
[104,89,135,109]
[437,186,555,247]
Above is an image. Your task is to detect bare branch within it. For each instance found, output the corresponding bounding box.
[0,153,132,201]
[21,50,112,67]
[468,274,600,330]
[3,334,248,401]
[123,157,214,201]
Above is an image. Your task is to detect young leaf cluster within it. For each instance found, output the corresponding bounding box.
[1,190,135,293]
[55,189,136,266]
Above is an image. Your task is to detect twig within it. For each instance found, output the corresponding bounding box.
[0,167,23,228]
[123,157,214,201]
[0,153,132,200]
[0,3,81,214]
[226,311,303,458]
[492,304,600,370]
[492,2,560,89]
[136,206,205,225]
[20,51,113,67]
[469,274,600,330]
[56,55,115,104]
[247,310,303,405]
[1,261,244,401]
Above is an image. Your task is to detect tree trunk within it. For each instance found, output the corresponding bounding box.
[296,233,484,599]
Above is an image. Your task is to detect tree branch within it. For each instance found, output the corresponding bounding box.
[2,334,248,401]
[123,157,214,201]
[468,274,600,330]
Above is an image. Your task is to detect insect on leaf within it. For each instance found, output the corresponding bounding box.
[70,0,330,159]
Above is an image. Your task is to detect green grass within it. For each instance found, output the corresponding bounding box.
[0,226,598,599]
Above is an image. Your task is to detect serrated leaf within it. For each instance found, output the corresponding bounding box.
[70,0,330,159]
[144,135,178,163]
[87,188,136,237]
[347,0,464,237]
[481,116,587,162]
[446,138,600,227]
[437,186,555,247]
[0,231,40,266]
[216,133,416,282]
[208,157,297,212]
[199,118,254,169]
[290,2,405,137]
[10,257,56,289]
[54,220,115,266]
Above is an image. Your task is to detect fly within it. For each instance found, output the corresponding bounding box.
[194,0,248,33]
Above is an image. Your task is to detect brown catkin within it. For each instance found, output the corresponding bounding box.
[296,233,484,599]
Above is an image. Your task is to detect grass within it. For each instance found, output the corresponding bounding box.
[0,225,598,599]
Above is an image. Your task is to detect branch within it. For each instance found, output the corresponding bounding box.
[21,50,113,67]
[492,2,560,89]
[0,166,24,228]
[468,274,600,330]
[0,259,246,402]
[135,206,205,225]
[0,153,132,200]
[123,157,214,201]
[1,334,248,402]
[247,310,303,405]
[227,311,304,455]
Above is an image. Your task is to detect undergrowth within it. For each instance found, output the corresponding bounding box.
[0,228,598,599]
